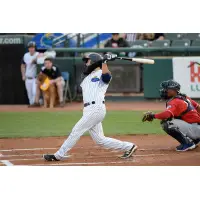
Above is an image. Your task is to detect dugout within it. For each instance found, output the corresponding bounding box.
[0,35,33,104]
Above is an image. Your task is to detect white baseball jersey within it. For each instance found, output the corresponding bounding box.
[22,51,39,105]
[80,69,109,104]
[54,68,134,160]
[23,52,39,78]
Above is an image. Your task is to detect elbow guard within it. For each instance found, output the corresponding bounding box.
[101,73,111,84]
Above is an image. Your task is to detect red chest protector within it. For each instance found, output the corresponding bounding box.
[166,95,195,119]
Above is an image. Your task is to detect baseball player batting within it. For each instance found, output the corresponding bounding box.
[142,80,200,151]
[43,53,137,161]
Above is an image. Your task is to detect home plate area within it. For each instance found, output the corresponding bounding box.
[1,136,200,166]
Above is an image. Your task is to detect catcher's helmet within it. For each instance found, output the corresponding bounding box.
[27,41,36,48]
[82,53,103,75]
[159,80,181,99]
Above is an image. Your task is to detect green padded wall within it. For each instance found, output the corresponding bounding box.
[143,59,173,98]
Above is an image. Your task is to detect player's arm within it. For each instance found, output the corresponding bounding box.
[101,62,112,84]
[101,54,117,84]
[154,103,178,120]
[21,57,26,81]
[142,107,174,122]
[142,104,177,122]
[154,110,173,120]
[51,67,62,83]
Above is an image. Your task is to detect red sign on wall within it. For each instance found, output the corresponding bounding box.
[190,62,200,82]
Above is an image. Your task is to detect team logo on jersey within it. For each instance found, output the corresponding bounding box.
[91,76,100,82]
[167,105,172,109]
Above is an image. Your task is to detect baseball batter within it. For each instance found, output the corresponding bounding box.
[142,80,200,151]
[21,41,39,106]
[43,53,137,161]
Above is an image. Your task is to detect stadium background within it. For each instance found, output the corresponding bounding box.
[0,33,200,166]
[1,33,200,104]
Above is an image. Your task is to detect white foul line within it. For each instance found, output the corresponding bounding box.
[31,161,138,166]
[0,153,45,157]
[1,160,14,166]
[0,147,172,152]
[0,147,57,152]
[0,153,168,162]
[0,155,71,162]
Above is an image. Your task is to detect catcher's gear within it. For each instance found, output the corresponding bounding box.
[159,80,181,99]
[142,111,155,122]
[82,52,103,75]
[161,120,193,145]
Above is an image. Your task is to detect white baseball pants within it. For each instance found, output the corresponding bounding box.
[25,78,36,105]
[55,104,134,160]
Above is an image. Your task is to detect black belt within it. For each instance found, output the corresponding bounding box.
[84,101,105,107]
[26,77,35,80]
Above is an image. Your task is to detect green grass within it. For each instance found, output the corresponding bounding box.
[0,111,164,138]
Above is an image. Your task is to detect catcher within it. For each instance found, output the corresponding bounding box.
[142,80,200,152]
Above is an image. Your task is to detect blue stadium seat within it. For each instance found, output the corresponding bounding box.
[61,72,72,102]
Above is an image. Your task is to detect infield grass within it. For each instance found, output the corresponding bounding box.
[0,111,164,138]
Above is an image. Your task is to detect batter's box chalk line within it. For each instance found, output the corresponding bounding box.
[0,160,14,166]
[0,146,172,152]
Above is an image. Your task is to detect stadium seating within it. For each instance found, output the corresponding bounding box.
[165,33,184,40]
[191,39,200,46]
[130,40,149,47]
[170,39,191,56]
[171,39,191,47]
[183,33,200,40]
[150,40,171,47]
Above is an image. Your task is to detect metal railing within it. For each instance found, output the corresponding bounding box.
[52,33,102,48]
[52,47,200,53]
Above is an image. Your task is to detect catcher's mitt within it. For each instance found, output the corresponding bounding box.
[142,111,155,122]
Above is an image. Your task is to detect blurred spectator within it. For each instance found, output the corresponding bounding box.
[122,33,138,57]
[137,33,165,41]
[105,33,129,48]
[104,33,129,56]
[124,33,138,42]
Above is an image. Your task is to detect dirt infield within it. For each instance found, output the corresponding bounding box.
[0,102,200,166]
[0,101,165,112]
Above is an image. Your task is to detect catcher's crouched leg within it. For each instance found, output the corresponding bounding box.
[161,120,194,146]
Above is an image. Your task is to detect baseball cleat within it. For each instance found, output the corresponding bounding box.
[120,145,138,159]
[193,139,200,146]
[59,101,65,108]
[43,154,60,161]
[176,142,196,152]
[29,103,40,108]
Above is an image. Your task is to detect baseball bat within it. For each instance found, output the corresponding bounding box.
[116,57,155,64]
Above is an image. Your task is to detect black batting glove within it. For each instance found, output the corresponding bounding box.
[103,54,117,63]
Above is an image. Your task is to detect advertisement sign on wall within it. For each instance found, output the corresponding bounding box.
[173,57,200,98]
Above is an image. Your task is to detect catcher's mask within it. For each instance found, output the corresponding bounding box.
[159,80,181,100]
[82,53,103,75]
